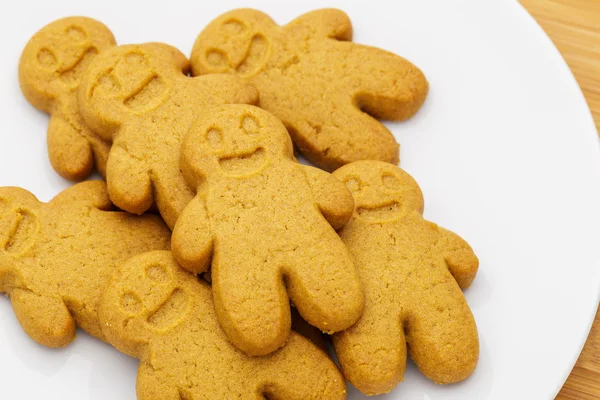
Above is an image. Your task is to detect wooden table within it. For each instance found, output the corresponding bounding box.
[520,1,600,398]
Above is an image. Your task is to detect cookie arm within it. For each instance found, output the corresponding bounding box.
[438,227,479,289]
[286,9,353,41]
[302,165,354,229]
[10,288,76,347]
[47,113,94,181]
[50,180,113,210]
[171,195,214,274]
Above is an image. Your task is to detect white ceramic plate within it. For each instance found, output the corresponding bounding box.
[1,0,599,399]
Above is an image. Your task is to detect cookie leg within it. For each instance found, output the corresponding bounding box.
[348,45,429,121]
[285,242,364,333]
[255,333,347,400]
[406,272,479,384]
[171,196,213,273]
[333,306,406,395]
[10,288,75,348]
[212,261,291,356]
[106,142,153,215]
[287,108,399,171]
[47,114,94,181]
[137,362,181,400]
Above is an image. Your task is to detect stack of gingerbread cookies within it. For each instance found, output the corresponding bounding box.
[2,8,479,399]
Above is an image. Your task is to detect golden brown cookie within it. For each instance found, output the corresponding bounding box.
[331,160,479,394]
[19,17,116,180]
[172,104,364,356]
[191,8,429,171]
[0,181,170,348]
[99,251,347,400]
[78,43,259,228]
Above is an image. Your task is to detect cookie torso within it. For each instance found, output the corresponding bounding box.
[206,163,335,260]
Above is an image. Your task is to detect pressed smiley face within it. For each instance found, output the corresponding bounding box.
[183,105,293,179]
[335,161,424,223]
[89,46,170,114]
[79,44,183,140]
[192,10,273,77]
[113,252,191,336]
[0,191,40,258]
[20,17,116,95]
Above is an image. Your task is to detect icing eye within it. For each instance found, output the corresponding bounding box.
[222,19,247,35]
[206,50,227,67]
[241,115,259,135]
[146,264,169,283]
[37,48,57,67]
[345,177,363,193]
[121,292,143,315]
[65,26,87,42]
[382,173,402,191]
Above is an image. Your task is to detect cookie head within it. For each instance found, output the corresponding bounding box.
[182,105,293,183]
[78,43,183,140]
[100,251,191,356]
[19,17,116,111]
[0,188,40,258]
[192,9,274,77]
[334,161,423,223]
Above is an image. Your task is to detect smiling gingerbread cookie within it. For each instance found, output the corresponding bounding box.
[99,251,347,400]
[19,17,116,180]
[0,181,170,347]
[172,104,364,356]
[191,8,429,171]
[331,160,479,394]
[77,43,258,228]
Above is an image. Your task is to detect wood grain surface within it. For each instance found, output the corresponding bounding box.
[520,1,600,398]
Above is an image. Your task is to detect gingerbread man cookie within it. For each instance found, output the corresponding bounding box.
[172,104,364,356]
[0,181,170,347]
[191,8,429,171]
[99,251,347,400]
[331,161,479,394]
[19,17,116,180]
[78,43,259,228]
